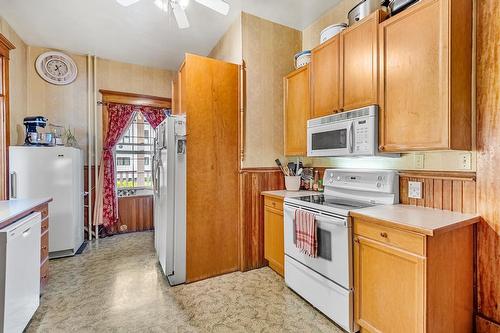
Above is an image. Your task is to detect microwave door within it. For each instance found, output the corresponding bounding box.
[308,120,353,157]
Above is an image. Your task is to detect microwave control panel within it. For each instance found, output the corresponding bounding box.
[353,117,375,155]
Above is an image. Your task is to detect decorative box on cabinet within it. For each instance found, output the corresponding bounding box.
[284,65,310,156]
[378,0,472,152]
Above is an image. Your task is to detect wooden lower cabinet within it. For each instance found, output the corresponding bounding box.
[354,217,474,332]
[263,196,284,276]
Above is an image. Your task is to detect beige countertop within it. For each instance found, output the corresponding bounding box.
[261,190,318,199]
[351,204,480,236]
[0,198,52,229]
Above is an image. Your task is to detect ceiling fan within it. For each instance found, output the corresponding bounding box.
[116,0,230,29]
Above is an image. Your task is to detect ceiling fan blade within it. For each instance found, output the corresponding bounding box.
[171,2,190,29]
[194,0,230,15]
[116,0,141,6]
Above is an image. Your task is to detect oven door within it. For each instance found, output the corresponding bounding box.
[307,119,354,157]
[284,204,352,289]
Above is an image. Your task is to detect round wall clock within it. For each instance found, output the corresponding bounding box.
[35,51,78,85]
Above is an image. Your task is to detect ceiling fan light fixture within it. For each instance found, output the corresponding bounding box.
[115,0,141,6]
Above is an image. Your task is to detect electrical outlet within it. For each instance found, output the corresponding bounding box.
[414,154,425,169]
[459,153,472,170]
[408,181,423,199]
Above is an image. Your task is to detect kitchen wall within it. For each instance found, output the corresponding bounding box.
[20,47,175,163]
[208,15,242,65]
[299,0,477,172]
[0,17,28,146]
[210,13,302,168]
[242,13,302,168]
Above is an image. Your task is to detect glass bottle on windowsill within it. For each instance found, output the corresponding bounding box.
[313,170,319,191]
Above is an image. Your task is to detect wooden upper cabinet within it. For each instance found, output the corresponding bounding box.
[310,35,341,118]
[284,65,310,156]
[171,75,179,115]
[378,0,472,152]
[341,10,387,111]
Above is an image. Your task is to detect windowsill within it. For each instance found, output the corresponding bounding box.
[118,188,154,198]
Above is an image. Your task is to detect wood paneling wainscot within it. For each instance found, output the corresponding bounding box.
[118,195,154,233]
[477,0,500,329]
[239,168,284,271]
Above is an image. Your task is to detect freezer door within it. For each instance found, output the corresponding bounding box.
[9,147,83,255]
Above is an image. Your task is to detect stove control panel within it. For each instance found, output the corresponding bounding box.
[323,169,399,194]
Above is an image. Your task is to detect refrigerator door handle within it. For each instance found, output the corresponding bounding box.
[10,171,17,199]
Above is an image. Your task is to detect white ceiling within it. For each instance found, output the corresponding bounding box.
[0,0,341,70]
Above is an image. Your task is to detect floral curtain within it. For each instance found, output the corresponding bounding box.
[94,103,167,231]
[141,106,167,129]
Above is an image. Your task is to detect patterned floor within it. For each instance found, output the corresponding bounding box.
[26,232,344,332]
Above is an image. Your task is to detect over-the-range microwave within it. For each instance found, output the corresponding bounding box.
[307,105,398,157]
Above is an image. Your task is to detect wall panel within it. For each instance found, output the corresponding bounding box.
[476,0,500,328]
[239,168,284,271]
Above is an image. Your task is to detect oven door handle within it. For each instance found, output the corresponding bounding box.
[348,121,354,153]
[286,206,347,227]
[315,215,347,227]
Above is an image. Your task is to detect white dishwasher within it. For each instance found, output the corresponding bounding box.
[0,212,41,333]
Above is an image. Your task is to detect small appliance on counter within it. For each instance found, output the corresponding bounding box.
[23,116,54,146]
[348,0,388,26]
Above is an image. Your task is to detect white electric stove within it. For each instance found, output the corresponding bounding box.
[283,169,399,333]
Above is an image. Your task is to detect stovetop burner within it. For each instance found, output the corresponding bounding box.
[296,194,375,210]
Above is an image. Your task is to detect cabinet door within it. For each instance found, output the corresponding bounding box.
[178,62,186,115]
[284,66,310,156]
[264,206,284,276]
[311,35,341,118]
[354,236,425,333]
[379,0,449,151]
[171,77,179,115]
[341,11,385,111]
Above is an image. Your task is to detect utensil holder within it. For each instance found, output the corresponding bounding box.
[285,176,301,191]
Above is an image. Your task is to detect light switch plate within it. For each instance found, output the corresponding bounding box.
[414,154,425,169]
[459,153,472,170]
[408,181,423,199]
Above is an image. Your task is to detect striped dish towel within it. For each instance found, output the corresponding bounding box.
[294,209,318,258]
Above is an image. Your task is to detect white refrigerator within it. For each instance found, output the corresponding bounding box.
[153,115,186,285]
[9,146,84,258]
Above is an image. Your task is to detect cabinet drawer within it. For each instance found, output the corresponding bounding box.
[354,219,425,256]
[41,231,49,263]
[264,196,284,211]
[40,260,49,291]
[41,218,49,235]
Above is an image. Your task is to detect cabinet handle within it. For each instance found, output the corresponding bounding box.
[42,246,48,250]
[380,232,388,238]
[354,237,360,244]
[379,145,385,151]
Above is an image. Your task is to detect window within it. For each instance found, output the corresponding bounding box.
[117,157,131,166]
[115,112,155,190]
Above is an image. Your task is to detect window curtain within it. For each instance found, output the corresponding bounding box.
[94,103,167,232]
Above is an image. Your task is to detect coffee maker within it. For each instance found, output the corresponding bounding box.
[24,116,53,146]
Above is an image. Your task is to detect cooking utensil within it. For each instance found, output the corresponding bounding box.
[388,0,419,16]
[348,0,387,26]
[320,23,348,44]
